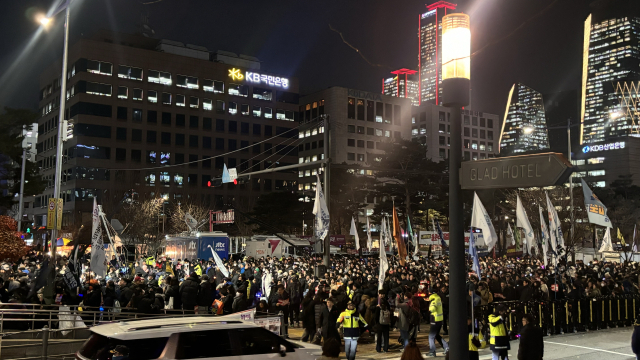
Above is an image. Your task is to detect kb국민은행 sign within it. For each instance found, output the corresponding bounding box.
[460,153,572,190]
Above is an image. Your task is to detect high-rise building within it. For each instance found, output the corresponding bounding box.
[580,0,640,144]
[30,31,300,229]
[499,83,550,155]
[419,1,457,105]
[412,104,500,162]
[382,69,419,106]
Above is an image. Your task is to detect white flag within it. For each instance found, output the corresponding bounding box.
[208,245,229,277]
[90,198,106,278]
[185,212,198,231]
[545,192,563,252]
[312,175,330,241]
[538,206,549,267]
[350,217,360,251]
[379,234,389,290]
[516,194,535,255]
[366,217,373,251]
[581,179,612,228]
[508,223,515,246]
[470,192,498,251]
[599,227,613,253]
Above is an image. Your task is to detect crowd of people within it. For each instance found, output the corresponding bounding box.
[2,249,640,359]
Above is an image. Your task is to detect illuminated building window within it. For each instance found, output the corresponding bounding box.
[203,79,224,93]
[118,86,128,99]
[81,82,111,97]
[176,94,186,107]
[228,102,238,115]
[148,70,172,85]
[174,173,184,186]
[264,108,273,119]
[118,65,143,80]
[148,90,158,104]
[588,170,605,176]
[348,98,355,119]
[253,87,273,101]
[241,104,250,116]
[162,92,172,105]
[177,75,199,89]
[133,88,143,101]
[228,83,248,97]
[203,99,213,111]
[253,106,261,117]
[276,109,286,120]
[190,96,199,109]
[87,60,112,76]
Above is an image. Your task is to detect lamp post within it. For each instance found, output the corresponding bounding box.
[441,12,470,360]
[40,0,72,303]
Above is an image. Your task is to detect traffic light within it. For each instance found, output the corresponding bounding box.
[208,178,222,187]
[62,120,74,141]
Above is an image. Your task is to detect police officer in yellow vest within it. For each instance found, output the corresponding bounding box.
[427,293,449,357]
[337,301,367,360]
[193,262,203,276]
[488,305,510,360]
[145,256,155,267]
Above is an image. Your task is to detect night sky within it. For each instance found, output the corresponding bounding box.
[0,0,593,121]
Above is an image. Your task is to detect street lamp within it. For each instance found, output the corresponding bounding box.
[40,0,72,303]
[441,12,470,360]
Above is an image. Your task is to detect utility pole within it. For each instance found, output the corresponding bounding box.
[17,149,27,232]
[323,115,331,267]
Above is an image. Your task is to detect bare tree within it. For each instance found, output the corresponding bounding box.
[167,199,210,234]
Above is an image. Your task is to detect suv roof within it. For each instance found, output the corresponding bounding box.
[90,317,259,340]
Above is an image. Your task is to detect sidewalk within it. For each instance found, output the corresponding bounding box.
[287,324,450,359]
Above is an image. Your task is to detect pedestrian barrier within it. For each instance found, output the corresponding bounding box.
[475,294,640,337]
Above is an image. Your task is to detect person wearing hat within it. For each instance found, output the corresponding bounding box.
[337,300,367,360]
[111,345,130,360]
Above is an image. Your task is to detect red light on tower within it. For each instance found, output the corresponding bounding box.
[390,69,418,99]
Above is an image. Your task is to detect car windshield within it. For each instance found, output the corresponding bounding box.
[79,334,169,360]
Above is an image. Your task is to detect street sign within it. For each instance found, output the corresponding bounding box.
[460,152,572,190]
[228,168,237,182]
[46,198,63,230]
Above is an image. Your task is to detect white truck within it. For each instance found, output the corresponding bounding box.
[244,235,310,259]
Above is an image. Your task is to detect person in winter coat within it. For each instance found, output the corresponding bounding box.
[428,292,449,357]
[197,275,213,313]
[179,273,200,311]
[373,299,391,353]
[118,278,134,307]
[395,292,412,348]
[103,280,117,308]
[518,314,543,360]
[320,297,341,342]
[164,277,182,310]
[232,290,247,312]
[301,290,316,342]
[288,276,302,327]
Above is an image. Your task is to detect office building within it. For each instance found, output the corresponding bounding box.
[30,31,300,227]
[419,1,458,105]
[580,0,640,144]
[382,69,419,106]
[573,137,640,187]
[297,87,412,190]
[499,83,550,155]
[411,104,500,161]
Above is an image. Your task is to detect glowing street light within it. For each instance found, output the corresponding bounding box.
[441,12,471,360]
[36,14,52,27]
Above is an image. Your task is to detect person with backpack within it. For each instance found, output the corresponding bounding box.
[427,292,449,357]
[395,292,417,348]
[373,298,391,353]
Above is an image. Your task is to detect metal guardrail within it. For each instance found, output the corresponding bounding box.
[475,294,640,336]
[0,303,219,334]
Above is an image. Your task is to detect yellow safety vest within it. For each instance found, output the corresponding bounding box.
[337,309,368,338]
[145,257,155,266]
[488,314,508,347]
[246,280,251,298]
[428,294,444,322]
[194,264,203,276]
